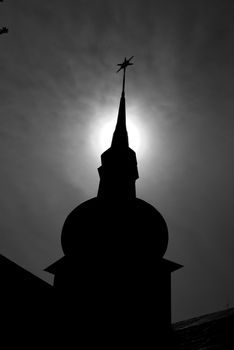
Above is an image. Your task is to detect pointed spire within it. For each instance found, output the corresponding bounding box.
[111,91,128,148]
[97,56,138,199]
[111,56,134,149]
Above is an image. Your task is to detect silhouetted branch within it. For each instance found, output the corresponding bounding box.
[0,1,8,35]
[0,26,8,35]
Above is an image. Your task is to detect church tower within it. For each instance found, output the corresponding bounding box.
[45,57,182,347]
[97,56,138,201]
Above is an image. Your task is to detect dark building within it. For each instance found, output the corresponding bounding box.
[1,250,233,347]
[46,57,182,347]
[173,307,234,349]
[0,254,53,344]
[1,254,52,311]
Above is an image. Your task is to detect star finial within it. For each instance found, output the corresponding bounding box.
[116,56,134,73]
[116,56,134,94]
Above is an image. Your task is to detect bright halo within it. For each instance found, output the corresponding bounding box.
[99,118,140,153]
[89,105,150,162]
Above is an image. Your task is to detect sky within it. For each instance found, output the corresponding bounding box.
[1,0,234,322]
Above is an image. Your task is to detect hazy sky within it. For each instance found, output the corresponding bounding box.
[1,0,234,322]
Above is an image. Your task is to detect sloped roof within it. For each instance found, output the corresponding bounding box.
[0,253,52,293]
[173,308,234,349]
[44,255,66,274]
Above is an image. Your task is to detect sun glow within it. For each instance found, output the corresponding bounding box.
[63,102,157,196]
[99,118,140,152]
[89,105,148,161]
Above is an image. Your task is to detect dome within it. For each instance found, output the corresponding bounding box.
[61,197,168,261]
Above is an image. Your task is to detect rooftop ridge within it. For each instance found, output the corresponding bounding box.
[173,307,234,330]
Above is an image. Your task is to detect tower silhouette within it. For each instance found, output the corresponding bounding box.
[46,57,182,347]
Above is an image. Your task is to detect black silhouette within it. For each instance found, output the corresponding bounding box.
[116,55,134,72]
[0,56,182,346]
[174,308,234,349]
[45,57,182,347]
[0,254,53,344]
